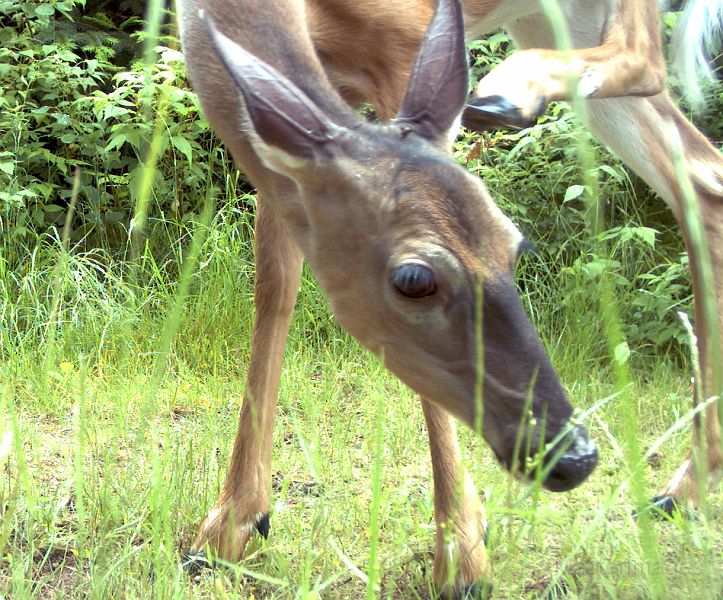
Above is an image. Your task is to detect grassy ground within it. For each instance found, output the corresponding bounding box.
[1,202,720,599]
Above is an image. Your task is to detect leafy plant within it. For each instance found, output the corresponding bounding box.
[0,0,235,250]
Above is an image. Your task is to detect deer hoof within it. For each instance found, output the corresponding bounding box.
[461,96,543,131]
[445,581,493,600]
[255,512,271,538]
[649,495,696,520]
[181,550,213,576]
[634,495,693,521]
[649,495,680,518]
[459,581,493,599]
[182,512,270,576]
[189,507,272,567]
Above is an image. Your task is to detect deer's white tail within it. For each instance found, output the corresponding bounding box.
[671,0,723,108]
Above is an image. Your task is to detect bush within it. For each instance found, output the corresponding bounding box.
[0,0,235,249]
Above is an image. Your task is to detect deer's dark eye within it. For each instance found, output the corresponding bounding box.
[391,263,437,298]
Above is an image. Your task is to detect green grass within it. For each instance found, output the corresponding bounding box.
[1,201,720,599]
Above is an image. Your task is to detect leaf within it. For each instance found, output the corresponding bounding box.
[103,104,130,120]
[32,206,44,225]
[597,164,623,181]
[104,134,127,153]
[635,226,657,248]
[582,260,606,279]
[171,135,193,165]
[0,162,14,176]
[564,184,585,202]
[34,4,55,16]
[613,342,630,365]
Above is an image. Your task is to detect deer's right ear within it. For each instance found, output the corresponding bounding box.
[393,0,468,145]
[201,10,339,170]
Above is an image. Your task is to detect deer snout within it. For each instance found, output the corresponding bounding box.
[541,425,598,492]
[492,423,597,492]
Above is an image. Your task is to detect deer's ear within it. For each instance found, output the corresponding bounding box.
[201,10,340,170]
[394,0,469,144]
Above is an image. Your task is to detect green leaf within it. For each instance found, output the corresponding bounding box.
[171,135,193,165]
[613,342,630,365]
[104,134,127,153]
[597,164,623,181]
[103,104,130,120]
[0,162,14,176]
[563,184,585,202]
[635,226,657,248]
[34,4,55,16]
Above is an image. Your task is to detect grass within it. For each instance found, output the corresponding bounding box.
[1,198,721,599]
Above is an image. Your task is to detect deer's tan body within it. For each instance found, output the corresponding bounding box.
[177,0,721,592]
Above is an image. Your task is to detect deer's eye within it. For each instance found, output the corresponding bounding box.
[391,263,437,298]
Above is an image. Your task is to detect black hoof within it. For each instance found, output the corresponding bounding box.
[255,512,271,538]
[461,95,544,132]
[431,581,492,600]
[634,496,692,521]
[649,495,680,518]
[181,550,213,576]
[181,513,271,577]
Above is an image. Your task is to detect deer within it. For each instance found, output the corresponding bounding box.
[176,0,721,595]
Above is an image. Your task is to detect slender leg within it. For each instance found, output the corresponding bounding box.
[583,92,723,505]
[421,400,491,597]
[190,199,304,560]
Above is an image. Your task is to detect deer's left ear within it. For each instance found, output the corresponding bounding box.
[394,0,469,145]
[201,10,341,172]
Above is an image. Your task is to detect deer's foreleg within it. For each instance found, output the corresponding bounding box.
[422,400,492,598]
[189,200,303,562]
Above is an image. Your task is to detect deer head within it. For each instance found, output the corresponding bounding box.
[199,0,597,491]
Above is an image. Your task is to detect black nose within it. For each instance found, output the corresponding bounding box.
[542,425,598,492]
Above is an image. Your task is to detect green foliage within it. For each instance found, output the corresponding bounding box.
[0,0,231,248]
[468,31,512,82]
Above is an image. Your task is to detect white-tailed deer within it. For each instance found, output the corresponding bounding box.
[177,0,721,594]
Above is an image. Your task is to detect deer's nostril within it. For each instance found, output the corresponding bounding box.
[542,425,598,492]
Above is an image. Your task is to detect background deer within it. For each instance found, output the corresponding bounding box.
[177,0,721,594]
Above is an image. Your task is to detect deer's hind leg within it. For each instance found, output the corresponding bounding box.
[422,400,492,598]
[492,0,722,512]
[584,92,722,509]
[187,200,303,564]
